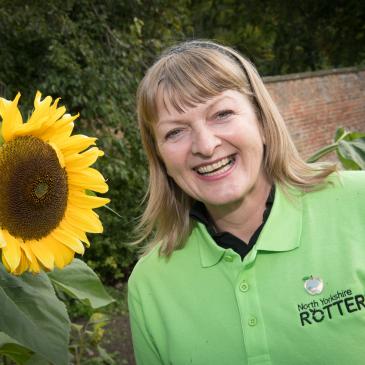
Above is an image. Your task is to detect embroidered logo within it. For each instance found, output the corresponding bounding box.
[297,288,365,326]
[303,275,324,295]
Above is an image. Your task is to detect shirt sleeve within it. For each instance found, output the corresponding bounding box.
[128,287,162,365]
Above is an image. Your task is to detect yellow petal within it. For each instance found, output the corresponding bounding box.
[21,96,65,137]
[41,120,75,143]
[46,237,74,268]
[59,135,97,156]
[1,253,11,272]
[59,219,90,247]
[28,252,41,273]
[66,205,103,233]
[68,190,110,209]
[49,141,65,168]
[65,147,103,170]
[20,242,34,262]
[68,168,108,193]
[0,93,23,141]
[0,230,7,248]
[13,253,29,275]
[50,228,85,254]
[28,240,55,270]
[34,91,52,109]
[1,230,21,272]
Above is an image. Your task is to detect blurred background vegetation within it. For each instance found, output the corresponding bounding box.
[1,0,364,284]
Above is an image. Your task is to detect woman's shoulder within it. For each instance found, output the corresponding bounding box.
[332,170,365,186]
[128,233,200,292]
[128,245,161,288]
[323,170,365,197]
[300,170,365,211]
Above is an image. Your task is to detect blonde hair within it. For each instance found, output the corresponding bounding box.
[135,40,336,255]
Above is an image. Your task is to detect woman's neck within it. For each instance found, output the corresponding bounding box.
[206,176,272,244]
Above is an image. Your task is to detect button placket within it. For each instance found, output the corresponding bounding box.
[235,265,271,363]
[239,280,249,292]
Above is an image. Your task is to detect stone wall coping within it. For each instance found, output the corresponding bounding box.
[263,66,365,83]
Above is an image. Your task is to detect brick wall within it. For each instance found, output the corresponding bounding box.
[264,67,365,160]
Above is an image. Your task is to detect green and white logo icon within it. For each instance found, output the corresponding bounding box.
[303,276,324,295]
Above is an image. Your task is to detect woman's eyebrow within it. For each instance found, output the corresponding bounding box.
[206,96,235,113]
[156,118,186,129]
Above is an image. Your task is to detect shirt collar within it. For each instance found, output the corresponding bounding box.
[256,185,302,252]
[192,185,302,268]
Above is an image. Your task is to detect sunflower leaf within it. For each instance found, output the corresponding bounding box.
[48,259,115,309]
[0,265,70,365]
[0,332,33,364]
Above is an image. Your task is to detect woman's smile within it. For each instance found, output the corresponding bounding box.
[193,154,236,179]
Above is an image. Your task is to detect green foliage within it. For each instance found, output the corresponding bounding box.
[0,264,70,365]
[307,128,365,170]
[0,260,115,364]
[191,0,365,75]
[0,334,34,365]
[48,259,115,309]
[69,313,115,365]
[1,0,364,283]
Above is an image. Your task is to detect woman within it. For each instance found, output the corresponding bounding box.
[128,40,365,365]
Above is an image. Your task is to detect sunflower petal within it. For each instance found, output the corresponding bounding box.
[28,240,55,270]
[0,230,7,248]
[49,141,65,168]
[59,220,90,247]
[50,228,85,254]
[20,242,34,262]
[46,237,74,269]
[41,120,75,143]
[0,93,23,141]
[14,252,29,275]
[28,251,41,273]
[65,147,103,170]
[68,168,108,193]
[59,135,97,156]
[68,190,110,209]
[1,230,22,272]
[66,205,103,233]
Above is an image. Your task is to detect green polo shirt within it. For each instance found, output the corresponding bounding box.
[128,171,365,365]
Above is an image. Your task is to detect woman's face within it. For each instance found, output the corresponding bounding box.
[154,89,267,209]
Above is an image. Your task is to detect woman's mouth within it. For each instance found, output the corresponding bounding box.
[194,155,236,176]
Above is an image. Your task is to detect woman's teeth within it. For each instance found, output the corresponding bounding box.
[195,156,234,176]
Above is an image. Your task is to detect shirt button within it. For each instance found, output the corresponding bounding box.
[239,281,249,292]
[224,255,234,262]
[248,317,257,326]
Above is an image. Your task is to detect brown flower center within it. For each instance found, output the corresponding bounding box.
[0,136,68,240]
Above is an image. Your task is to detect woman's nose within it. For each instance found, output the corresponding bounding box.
[191,127,221,157]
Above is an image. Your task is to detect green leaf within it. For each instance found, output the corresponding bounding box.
[97,345,116,365]
[0,265,70,365]
[25,353,50,365]
[337,138,365,170]
[0,333,33,364]
[343,132,365,141]
[48,259,115,309]
[306,143,338,163]
[334,127,346,142]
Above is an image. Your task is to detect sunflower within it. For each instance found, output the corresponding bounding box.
[0,92,110,275]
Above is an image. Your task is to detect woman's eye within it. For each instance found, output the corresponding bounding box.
[165,129,182,140]
[215,110,233,120]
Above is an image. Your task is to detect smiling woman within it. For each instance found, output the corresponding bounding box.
[128,40,365,365]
